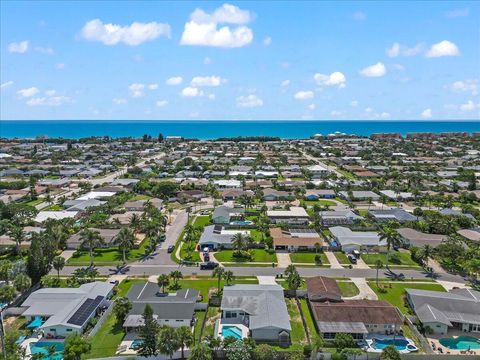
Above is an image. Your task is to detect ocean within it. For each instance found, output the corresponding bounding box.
[0,120,478,139]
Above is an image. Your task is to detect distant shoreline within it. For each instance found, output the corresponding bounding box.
[1,120,478,139]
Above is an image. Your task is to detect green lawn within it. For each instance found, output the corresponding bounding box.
[361,251,420,268]
[299,299,317,338]
[193,215,211,228]
[202,306,221,339]
[289,252,329,266]
[131,194,152,200]
[23,198,43,207]
[43,204,63,211]
[214,249,277,263]
[194,310,206,342]
[67,239,151,266]
[333,251,350,264]
[179,243,201,263]
[301,199,337,207]
[336,281,360,297]
[368,282,446,313]
[286,298,308,346]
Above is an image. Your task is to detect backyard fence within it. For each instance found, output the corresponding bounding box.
[89,299,114,338]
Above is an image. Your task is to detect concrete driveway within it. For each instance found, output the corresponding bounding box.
[346,277,378,300]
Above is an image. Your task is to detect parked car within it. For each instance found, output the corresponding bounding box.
[200,262,219,270]
[159,234,166,242]
[167,245,175,253]
[347,254,357,264]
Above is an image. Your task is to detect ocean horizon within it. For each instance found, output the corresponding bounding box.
[0,120,479,139]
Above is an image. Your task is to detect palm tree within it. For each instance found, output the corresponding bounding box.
[419,244,433,268]
[379,226,401,268]
[231,233,246,254]
[115,227,135,264]
[186,206,192,224]
[176,326,193,359]
[167,207,174,224]
[223,270,235,285]
[52,256,66,279]
[157,274,170,293]
[129,213,141,235]
[8,225,25,255]
[80,229,104,267]
[14,274,31,293]
[212,267,225,294]
[375,259,383,287]
[169,270,183,288]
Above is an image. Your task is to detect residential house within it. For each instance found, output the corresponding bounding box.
[220,284,291,343]
[320,210,363,225]
[123,282,199,332]
[308,165,330,178]
[339,191,380,201]
[304,189,336,200]
[368,209,417,223]
[271,227,326,251]
[212,206,245,224]
[267,207,310,225]
[66,228,121,250]
[406,288,480,335]
[21,282,114,338]
[262,188,292,201]
[329,226,386,253]
[397,228,448,248]
[199,225,250,250]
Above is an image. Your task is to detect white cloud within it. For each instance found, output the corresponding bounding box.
[360,62,386,77]
[203,57,212,65]
[314,72,346,87]
[148,83,159,90]
[236,94,263,108]
[421,108,432,118]
[350,100,358,107]
[180,3,253,48]
[392,64,405,71]
[308,104,316,110]
[208,94,216,100]
[352,11,367,21]
[45,90,56,96]
[17,87,39,97]
[386,42,423,57]
[445,8,469,18]
[189,111,200,118]
[294,91,314,100]
[1,81,14,90]
[281,80,290,87]
[128,83,145,97]
[460,100,478,112]
[166,76,183,86]
[55,63,66,70]
[380,112,391,119]
[191,76,226,87]
[181,87,204,97]
[27,95,70,107]
[80,19,170,46]
[263,36,272,46]
[8,41,29,53]
[156,100,168,107]
[330,110,342,116]
[113,98,127,105]
[35,46,54,55]
[364,107,373,113]
[425,40,460,58]
[450,79,478,96]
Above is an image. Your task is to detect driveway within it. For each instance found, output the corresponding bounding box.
[276,252,292,267]
[353,257,370,269]
[346,277,378,300]
[257,276,277,285]
[325,251,343,269]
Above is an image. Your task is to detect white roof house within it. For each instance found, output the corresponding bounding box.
[329,226,385,253]
[35,211,78,223]
[77,191,116,200]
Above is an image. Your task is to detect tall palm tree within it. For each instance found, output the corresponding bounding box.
[375,259,383,287]
[212,267,225,294]
[223,270,235,285]
[52,256,66,279]
[231,233,246,254]
[419,244,433,268]
[379,226,401,268]
[129,213,141,235]
[7,225,25,255]
[169,270,183,288]
[176,326,193,359]
[80,229,104,267]
[114,227,135,264]
[157,274,170,293]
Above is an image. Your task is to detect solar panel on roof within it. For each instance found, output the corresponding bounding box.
[67,295,104,326]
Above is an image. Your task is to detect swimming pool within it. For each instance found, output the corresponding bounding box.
[130,339,144,349]
[439,336,480,350]
[29,341,64,360]
[222,325,243,340]
[366,336,417,353]
[230,220,254,226]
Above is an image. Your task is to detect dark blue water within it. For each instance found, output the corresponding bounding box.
[0,120,478,139]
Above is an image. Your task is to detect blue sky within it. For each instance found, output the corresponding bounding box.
[1,0,479,120]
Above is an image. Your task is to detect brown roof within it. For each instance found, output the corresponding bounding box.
[354,171,380,178]
[306,276,341,299]
[311,300,403,325]
[271,227,325,247]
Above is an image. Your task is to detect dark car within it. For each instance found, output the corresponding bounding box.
[159,234,166,242]
[347,254,357,264]
[167,245,175,253]
[200,262,219,270]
